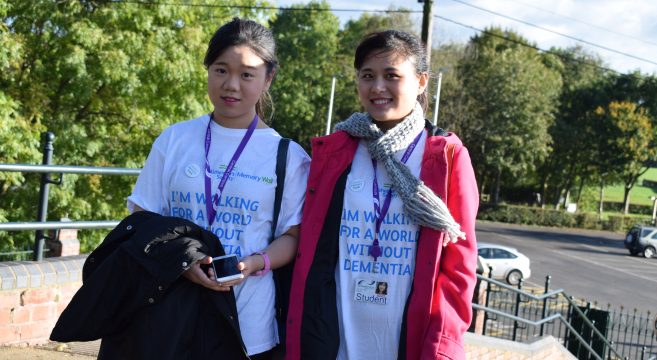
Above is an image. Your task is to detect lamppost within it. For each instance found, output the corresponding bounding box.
[432,67,449,126]
[325,75,337,135]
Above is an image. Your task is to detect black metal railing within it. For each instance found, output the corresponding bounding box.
[474,271,657,359]
[3,132,657,359]
[0,132,140,260]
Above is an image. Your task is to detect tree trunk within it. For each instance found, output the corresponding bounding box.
[623,172,645,215]
[492,167,501,204]
[623,184,631,215]
[598,178,604,220]
[539,172,548,209]
[555,185,568,210]
[556,168,575,210]
[575,176,585,209]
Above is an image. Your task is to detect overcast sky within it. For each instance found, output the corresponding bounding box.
[275,0,657,75]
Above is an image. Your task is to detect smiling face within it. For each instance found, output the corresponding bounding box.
[207,45,273,128]
[357,51,428,124]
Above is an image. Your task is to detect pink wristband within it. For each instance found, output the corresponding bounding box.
[252,251,270,276]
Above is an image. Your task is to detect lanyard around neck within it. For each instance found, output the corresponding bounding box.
[204,113,258,227]
[369,130,423,261]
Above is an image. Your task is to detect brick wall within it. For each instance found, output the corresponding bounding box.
[0,256,85,345]
[0,255,577,360]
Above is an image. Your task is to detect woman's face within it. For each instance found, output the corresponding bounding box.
[357,51,428,122]
[207,45,272,127]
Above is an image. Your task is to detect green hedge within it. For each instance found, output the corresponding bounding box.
[477,204,653,232]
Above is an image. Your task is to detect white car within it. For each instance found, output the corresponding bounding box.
[477,242,531,285]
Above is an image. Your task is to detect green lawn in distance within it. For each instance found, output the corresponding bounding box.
[603,168,657,206]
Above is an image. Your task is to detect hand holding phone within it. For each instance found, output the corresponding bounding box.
[211,254,244,283]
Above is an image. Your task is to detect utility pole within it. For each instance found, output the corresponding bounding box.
[420,0,434,65]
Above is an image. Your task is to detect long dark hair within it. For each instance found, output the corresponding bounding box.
[354,30,429,112]
[204,17,278,122]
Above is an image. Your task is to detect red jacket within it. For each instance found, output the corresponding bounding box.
[285,127,479,360]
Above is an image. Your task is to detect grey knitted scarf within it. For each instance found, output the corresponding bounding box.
[334,103,465,246]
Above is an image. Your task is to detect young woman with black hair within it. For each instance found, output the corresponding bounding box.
[129,18,310,360]
[286,30,478,360]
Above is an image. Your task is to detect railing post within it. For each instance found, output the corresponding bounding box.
[576,301,591,359]
[564,295,574,349]
[588,319,596,359]
[512,278,523,341]
[33,132,54,261]
[482,266,493,336]
[540,274,551,336]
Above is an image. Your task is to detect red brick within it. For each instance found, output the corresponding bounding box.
[60,239,80,256]
[56,302,69,315]
[0,324,19,343]
[0,306,11,325]
[31,303,56,322]
[18,322,51,343]
[55,293,73,309]
[57,229,78,241]
[20,288,57,305]
[10,306,30,324]
[0,290,21,308]
[57,283,81,302]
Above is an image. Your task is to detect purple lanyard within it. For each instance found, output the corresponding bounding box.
[204,113,258,227]
[369,130,423,261]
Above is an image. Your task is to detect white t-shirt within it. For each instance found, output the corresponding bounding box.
[128,114,310,355]
[335,129,425,360]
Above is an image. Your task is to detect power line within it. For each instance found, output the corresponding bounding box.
[445,0,657,67]
[103,0,423,14]
[90,0,634,74]
[433,14,620,75]
[506,0,657,48]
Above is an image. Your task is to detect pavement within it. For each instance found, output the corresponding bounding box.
[0,340,99,359]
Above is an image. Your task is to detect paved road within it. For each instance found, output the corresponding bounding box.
[476,221,657,313]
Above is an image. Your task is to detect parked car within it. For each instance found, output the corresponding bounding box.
[625,225,657,258]
[477,242,531,285]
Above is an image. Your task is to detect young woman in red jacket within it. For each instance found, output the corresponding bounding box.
[285,30,479,360]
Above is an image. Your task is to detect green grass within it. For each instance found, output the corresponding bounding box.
[603,168,657,206]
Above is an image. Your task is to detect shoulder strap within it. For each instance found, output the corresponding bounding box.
[270,138,293,348]
[445,143,456,201]
[424,119,448,137]
[271,138,290,242]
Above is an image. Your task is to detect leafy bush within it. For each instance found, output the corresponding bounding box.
[477,204,651,232]
[602,202,652,215]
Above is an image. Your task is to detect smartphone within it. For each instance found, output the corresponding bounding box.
[211,254,244,283]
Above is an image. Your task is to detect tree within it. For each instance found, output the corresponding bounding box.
[538,46,610,209]
[458,27,562,204]
[430,43,472,137]
[581,71,657,214]
[338,9,417,57]
[0,0,273,252]
[593,101,655,214]
[0,9,43,246]
[269,0,340,147]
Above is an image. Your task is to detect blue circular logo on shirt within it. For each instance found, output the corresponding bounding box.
[185,164,201,178]
[349,179,365,192]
